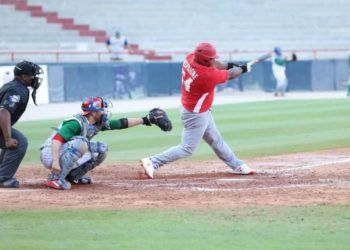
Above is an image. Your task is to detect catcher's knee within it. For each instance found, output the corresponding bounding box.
[89,141,108,165]
[69,136,89,155]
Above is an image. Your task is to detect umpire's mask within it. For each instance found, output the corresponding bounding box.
[14,60,44,105]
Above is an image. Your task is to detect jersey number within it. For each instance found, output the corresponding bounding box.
[182,69,193,92]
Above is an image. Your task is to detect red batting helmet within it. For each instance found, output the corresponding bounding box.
[194,42,218,67]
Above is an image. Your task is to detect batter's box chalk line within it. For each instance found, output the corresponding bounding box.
[255,159,350,174]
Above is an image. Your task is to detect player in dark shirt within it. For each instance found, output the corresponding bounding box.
[0,60,43,188]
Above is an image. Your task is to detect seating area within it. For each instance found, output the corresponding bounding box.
[0,0,349,62]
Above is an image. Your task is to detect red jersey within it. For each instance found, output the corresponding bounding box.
[181,53,228,113]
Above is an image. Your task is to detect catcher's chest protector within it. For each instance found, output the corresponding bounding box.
[72,114,102,140]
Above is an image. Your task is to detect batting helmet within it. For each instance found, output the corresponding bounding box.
[81,96,107,115]
[194,42,218,67]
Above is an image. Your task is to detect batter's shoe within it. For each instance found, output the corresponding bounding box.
[45,178,71,190]
[232,164,256,175]
[71,175,93,185]
[0,177,19,188]
[140,158,155,179]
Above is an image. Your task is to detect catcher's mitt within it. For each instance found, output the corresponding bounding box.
[291,53,297,61]
[144,108,172,132]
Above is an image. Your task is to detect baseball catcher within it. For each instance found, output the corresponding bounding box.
[40,96,172,190]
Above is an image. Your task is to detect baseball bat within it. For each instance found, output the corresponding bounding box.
[248,53,272,65]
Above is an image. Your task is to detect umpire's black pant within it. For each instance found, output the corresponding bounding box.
[0,128,28,182]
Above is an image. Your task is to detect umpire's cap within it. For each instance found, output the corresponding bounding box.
[14,60,43,77]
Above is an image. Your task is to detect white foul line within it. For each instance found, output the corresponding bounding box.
[187,181,350,192]
[258,158,350,174]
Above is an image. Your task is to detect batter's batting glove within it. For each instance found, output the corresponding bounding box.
[142,108,173,132]
[240,62,253,73]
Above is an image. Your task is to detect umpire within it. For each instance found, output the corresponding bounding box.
[0,60,43,188]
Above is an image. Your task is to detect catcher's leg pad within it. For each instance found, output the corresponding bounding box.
[58,137,89,179]
[89,141,108,164]
[66,141,108,182]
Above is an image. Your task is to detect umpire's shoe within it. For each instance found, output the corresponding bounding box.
[140,158,155,179]
[0,177,20,188]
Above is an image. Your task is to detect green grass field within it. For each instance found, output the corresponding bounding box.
[1,99,350,250]
[0,205,349,250]
[16,98,350,164]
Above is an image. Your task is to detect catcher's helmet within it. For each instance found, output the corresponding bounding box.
[81,96,107,115]
[194,42,218,67]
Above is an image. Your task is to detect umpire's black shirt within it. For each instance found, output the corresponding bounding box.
[0,79,30,126]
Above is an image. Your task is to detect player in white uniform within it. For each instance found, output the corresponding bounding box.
[106,31,129,61]
[272,47,297,97]
[272,47,288,97]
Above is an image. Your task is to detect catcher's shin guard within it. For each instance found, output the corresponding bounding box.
[66,143,107,182]
[66,160,95,182]
[58,147,83,179]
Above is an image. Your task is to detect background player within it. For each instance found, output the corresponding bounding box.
[0,60,43,188]
[272,47,297,97]
[140,42,255,179]
[106,30,129,61]
[40,96,171,190]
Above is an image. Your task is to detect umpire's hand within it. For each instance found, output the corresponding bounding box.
[5,138,18,149]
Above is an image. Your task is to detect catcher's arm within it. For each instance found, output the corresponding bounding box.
[125,118,144,128]
[107,109,172,131]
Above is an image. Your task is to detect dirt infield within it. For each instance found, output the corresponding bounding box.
[1,148,349,210]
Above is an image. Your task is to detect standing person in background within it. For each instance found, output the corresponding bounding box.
[0,60,43,188]
[106,31,129,61]
[140,42,256,179]
[272,47,297,97]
